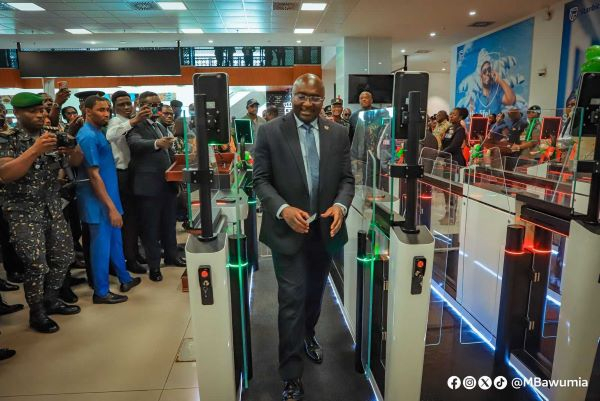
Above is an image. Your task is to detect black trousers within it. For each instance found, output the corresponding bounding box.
[0,209,24,276]
[137,188,178,272]
[271,224,332,380]
[117,169,140,263]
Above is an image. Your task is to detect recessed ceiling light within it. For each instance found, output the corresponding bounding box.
[120,40,127,43]
[301,3,327,11]
[157,2,187,10]
[90,41,97,45]
[442,67,446,71]
[469,10,477,16]
[181,28,203,34]
[296,40,302,43]
[294,28,314,34]
[7,3,44,11]
[378,62,382,65]
[400,49,406,53]
[429,32,436,37]
[65,28,92,35]
[208,39,214,43]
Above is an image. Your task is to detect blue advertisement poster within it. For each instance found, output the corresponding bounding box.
[455,18,534,115]
[557,0,600,108]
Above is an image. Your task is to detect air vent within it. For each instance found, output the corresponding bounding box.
[469,21,495,28]
[273,2,300,11]
[415,49,431,54]
[128,2,160,11]
[0,3,14,10]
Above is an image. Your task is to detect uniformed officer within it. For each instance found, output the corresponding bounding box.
[0,92,82,333]
[330,98,349,128]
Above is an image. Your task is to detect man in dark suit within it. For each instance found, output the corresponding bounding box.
[253,74,355,401]
[126,91,185,282]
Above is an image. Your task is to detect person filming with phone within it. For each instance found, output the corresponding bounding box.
[126,91,185,284]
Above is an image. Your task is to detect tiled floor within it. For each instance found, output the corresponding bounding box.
[0,230,200,401]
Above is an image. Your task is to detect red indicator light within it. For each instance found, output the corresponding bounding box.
[417,260,425,268]
[201,270,209,278]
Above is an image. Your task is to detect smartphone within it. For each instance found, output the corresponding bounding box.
[58,81,68,90]
[151,107,159,114]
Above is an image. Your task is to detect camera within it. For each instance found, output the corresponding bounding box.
[43,126,78,148]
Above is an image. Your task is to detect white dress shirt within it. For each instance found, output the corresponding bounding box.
[276,115,347,219]
[106,114,133,170]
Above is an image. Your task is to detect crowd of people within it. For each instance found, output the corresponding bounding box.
[0,88,199,360]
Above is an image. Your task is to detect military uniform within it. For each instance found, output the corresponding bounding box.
[0,127,74,306]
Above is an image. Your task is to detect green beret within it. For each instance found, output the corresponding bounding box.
[10,92,43,109]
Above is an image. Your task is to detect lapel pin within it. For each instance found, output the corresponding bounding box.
[324,125,330,131]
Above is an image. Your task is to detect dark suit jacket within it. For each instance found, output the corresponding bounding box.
[126,120,176,197]
[253,113,355,256]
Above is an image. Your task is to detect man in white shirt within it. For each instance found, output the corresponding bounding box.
[106,90,151,274]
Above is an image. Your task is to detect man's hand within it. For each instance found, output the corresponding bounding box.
[511,144,521,152]
[492,70,501,84]
[109,208,123,228]
[156,137,175,150]
[321,205,344,238]
[68,116,84,137]
[281,206,310,234]
[54,88,71,105]
[32,133,57,155]
[131,105,152,126]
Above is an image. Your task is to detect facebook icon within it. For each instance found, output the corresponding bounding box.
[447,376,462,390]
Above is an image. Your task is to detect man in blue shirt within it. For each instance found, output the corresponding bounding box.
[77,95,141,304]
[472,60,516,115]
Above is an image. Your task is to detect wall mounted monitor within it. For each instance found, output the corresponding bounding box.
[17,48,181,78]
[348,74,393,104]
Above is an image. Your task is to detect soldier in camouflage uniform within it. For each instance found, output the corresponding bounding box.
[0,92,82,333]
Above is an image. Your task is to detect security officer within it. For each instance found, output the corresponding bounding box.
[330,98,349,128]
[0,92,82,333]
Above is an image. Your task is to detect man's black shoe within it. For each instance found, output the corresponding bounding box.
[282,379,304,401]
[164,257,186,267]
[0,300,23,316]
[45,299,81,315]
[149,270,163,282]
[0,348,16,360]
[304,336,323,364]
[0,278,18,292]
[120,277,142,292]
[127,261,146,274]
[6,272,23,284]
[29,306,59,333]
[59,286,78,304]
[93,292,128,304]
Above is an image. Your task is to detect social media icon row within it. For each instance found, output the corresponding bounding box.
[447,375,508,390]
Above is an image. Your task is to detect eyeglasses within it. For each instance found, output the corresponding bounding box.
[162,112,174,116]
[481,66,492,74]
[143,102,163,108]
[294,94,324,104]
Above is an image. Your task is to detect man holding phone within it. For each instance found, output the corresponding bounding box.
[106,90,152,275]
[127,91,185,283]
[0,92,83,333]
